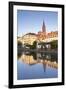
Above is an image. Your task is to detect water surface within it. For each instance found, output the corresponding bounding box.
[17,52,58,80]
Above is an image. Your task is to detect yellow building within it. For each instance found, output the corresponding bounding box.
[17,21,58,45]
[21,33,37,45]
[37,21,58,42]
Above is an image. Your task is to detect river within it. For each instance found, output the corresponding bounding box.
[17,51,58,80]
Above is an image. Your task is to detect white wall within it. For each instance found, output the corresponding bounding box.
[0,0,66,90]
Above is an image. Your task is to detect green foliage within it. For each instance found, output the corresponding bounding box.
[50,40,58,49]
[31,41,37,49]
[25,44,31,47]
[25,41,37,49]
[22,40,58,50]
[18,41,22,46]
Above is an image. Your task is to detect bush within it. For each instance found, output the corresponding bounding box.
[50,40,58,49]
[18,41,22,47]
[31,41,37,49]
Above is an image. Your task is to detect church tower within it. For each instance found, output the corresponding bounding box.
[42,21,46,33]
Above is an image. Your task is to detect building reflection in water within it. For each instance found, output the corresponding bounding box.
[18,51,58,73]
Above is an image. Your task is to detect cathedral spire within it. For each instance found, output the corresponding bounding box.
[42,21,46,32]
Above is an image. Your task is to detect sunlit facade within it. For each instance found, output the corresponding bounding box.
[17,21,58,45]
[37,21,58,42]
[18,33,37,45]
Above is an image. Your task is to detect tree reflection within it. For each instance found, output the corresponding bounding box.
[18,51,58,69]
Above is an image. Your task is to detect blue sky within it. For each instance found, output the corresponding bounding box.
[17,10,58,36]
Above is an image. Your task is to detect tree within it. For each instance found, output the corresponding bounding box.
[18,41,22,47]
[50,40,58,50]
[25,44,31,49]
[32,41,37,49]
